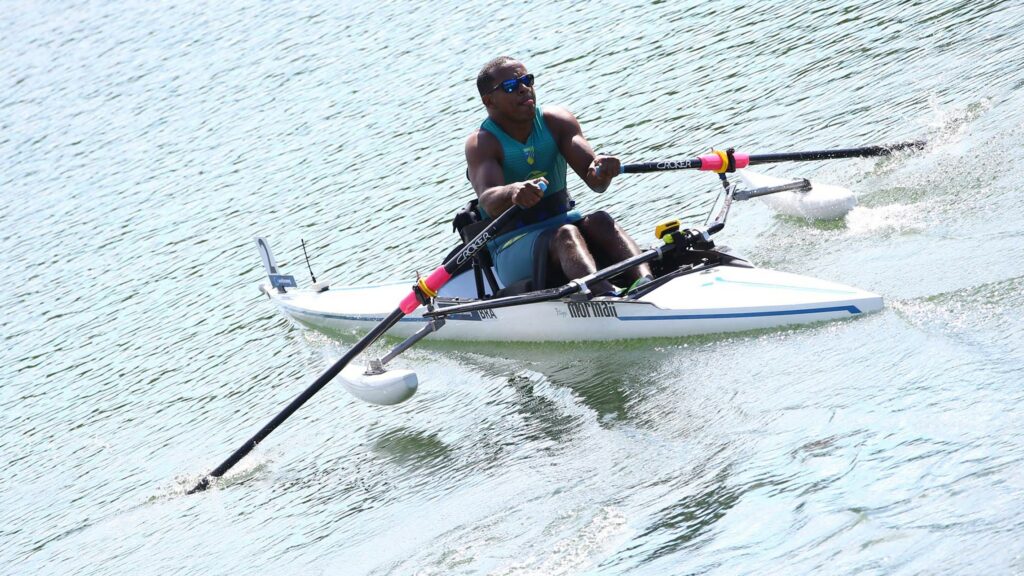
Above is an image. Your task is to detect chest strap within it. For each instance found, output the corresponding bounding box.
[505,187,574,231]
[452,188,575,243]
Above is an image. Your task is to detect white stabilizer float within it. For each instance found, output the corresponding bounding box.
[340,363,418,406]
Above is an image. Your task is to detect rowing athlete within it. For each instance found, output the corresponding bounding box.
[465,56,652,296]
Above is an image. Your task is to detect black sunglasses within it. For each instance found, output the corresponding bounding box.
[491,74,535,94]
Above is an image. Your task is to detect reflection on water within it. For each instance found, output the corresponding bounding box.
[629,468,742,562]
[371,427,453,468]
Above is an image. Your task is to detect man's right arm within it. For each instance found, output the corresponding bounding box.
[465,129,547,215]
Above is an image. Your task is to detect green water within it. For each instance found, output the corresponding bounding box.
[3,1,1024,574]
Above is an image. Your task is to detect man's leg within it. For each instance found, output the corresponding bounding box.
[548,223,617,295]
[576,211,652,284]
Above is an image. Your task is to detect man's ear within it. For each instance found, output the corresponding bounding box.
[481,94,493,109]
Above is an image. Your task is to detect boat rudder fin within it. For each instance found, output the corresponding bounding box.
[255,237,297,292]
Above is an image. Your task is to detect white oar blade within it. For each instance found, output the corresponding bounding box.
[739,169,856,220]
[340,364,418,405]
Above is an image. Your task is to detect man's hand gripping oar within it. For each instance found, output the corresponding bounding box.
[187,200,528,494]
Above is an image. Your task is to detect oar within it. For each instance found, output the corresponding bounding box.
[619,140,927,174]
[616,140,926,220]
[187,203,524,494]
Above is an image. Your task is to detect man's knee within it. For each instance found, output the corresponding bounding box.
[554,223,585,246]
[579,210,616,233]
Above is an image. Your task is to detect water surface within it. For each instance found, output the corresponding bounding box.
[3,1,1024,574]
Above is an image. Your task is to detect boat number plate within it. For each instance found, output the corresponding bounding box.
[566,301,618,318]
[269,274,297,290]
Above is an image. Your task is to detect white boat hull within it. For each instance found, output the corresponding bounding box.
[263,263,882,342]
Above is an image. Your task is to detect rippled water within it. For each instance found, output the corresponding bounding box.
[3,1,1024,574]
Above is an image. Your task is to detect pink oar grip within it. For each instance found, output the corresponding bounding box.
[698,153,750,171]
[399,266,452,313]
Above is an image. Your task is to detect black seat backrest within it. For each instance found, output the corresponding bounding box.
[451,199,493,266]
[452,198,482,241]
[451,199,499,296]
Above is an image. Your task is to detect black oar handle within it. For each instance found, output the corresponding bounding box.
[621,140,926,174]
[189,202,524,494]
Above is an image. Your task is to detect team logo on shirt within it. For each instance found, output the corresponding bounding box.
[523,146,535,165]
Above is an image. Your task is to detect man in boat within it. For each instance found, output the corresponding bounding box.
[465,56,653,296]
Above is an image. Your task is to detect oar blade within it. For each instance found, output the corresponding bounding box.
[739,170,856,220]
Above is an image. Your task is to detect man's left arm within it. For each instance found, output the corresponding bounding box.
[545,106,620,193]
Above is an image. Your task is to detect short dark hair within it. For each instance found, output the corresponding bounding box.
[476,56,519,96]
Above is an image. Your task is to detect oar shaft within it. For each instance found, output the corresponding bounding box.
[189,203,524,494]
[748,141,927,165]
[621,140,925,174]
[188,308,405,494]
[621,158,703,173]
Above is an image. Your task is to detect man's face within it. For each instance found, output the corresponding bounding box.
[483,61,536,121]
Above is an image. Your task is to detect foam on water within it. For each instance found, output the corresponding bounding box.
[844,203,925,235]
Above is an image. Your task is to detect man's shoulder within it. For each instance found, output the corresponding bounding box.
[466,126,500,146]
[540,105,573,120]
[465,126,501,159]
[541,105,578,135]
[541,104,572,118]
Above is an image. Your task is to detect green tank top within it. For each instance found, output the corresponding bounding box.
[477,107,567,220]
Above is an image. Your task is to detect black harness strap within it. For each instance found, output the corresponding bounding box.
[452,188,574,241]
[505,188,574,231]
